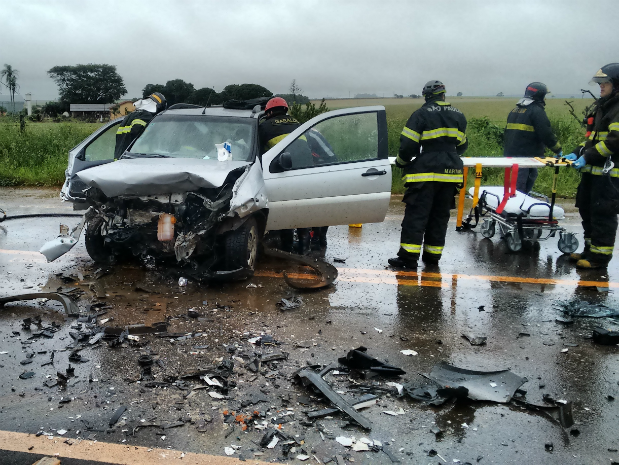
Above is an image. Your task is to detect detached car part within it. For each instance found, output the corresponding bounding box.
[0,292,80,316]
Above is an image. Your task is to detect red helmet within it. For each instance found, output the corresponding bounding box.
[265,97,288,112]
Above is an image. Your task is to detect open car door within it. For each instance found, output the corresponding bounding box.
[261,106,391,230]
[61,118,122,204]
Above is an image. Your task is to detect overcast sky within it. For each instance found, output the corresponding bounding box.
[1,0,618,101]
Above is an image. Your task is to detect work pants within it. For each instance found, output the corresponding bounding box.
[576,172,619,263]
[398,182,456,262]
[516,168,538,194]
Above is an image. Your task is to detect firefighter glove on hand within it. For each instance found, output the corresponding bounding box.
[572,156,586,169]
[564,153,578,161]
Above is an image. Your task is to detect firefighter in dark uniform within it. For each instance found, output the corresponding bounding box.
[258,97,313,254]
[114,92,166,159]
[565,63,619,269]
[389,80,468,269]
[503,82,562,194]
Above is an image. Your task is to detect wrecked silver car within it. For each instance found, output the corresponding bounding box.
[46,104,392,279]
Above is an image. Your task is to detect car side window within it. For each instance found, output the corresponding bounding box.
[84,123,120,161]
[283,112,380,170]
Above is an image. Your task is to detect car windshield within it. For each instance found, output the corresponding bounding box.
[129,114,256,161]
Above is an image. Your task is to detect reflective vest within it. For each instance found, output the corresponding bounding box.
[503,100,561,157]
[114,110,154,159]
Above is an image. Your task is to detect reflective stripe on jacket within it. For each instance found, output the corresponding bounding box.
[397,99,467,184]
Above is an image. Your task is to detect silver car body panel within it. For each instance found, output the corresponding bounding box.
[261,106,391,230]
[76,158,252,197]
[228,160,268,218]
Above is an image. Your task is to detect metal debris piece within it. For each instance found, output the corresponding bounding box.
[0,292,79,316]
[338,347,406,377]
[263,246,338,289]
[277,297,303,311]
[462,334,487,346]
[428,362,527,403]
[555,317,574,325]
[296,367,372,430]
[109,406,127,427]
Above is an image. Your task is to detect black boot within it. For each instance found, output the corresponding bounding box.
[421,252,440,264]
[280,229,294,254]
[297,228,311,255]
[388,257,418,269]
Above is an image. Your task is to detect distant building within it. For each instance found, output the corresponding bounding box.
[69,103,113,119]
[110,100,135,118]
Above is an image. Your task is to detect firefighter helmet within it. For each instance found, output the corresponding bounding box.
[524,82,549,101]
[265,97,289,112]
[148,92,167,112]
[590,63,619,88]
[422,80,446,97]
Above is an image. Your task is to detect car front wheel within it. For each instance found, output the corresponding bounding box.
[84,216,116,265]
[224,216,259,273]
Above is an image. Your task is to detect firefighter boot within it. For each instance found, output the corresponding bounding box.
[570,243,590,261]
[388,257,418,269]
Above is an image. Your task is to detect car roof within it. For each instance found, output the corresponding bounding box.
[162,106,256,118]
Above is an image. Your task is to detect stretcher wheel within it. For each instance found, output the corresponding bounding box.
[481,219,495,239]
[505,230,522,252]
[558,233,579,254]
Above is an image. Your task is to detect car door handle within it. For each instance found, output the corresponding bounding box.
[362,169,387,177]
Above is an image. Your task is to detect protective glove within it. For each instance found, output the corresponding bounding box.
[554,150,563,159]
[564,153,578,161]
[572,155,586,169]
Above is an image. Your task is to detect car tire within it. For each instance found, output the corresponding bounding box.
[85,216,116,265]
[224,216,259,274]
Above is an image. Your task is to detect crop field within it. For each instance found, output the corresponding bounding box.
[0,97,596,196]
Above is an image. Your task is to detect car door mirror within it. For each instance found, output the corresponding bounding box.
[270,151,293,172]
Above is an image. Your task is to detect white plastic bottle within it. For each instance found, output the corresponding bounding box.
[157,214,176,241]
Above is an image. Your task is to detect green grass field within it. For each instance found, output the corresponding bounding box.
[0,97,595,196]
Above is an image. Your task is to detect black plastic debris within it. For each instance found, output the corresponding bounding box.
[545,442,553,452]
[592,327,619,345]
[109,405,127,427]
[338,347,406,377]
[19,371,35,379]
[68,350,88,363]
[558,300,619,318]
[462,333,487,346]
[296,366,372,430]
[428,362,527,403]
[404,381,450,406]
[263,246,338,289]
[555,317,574,325]
[0,292,79,316]
[512,397,574,428]
[277,297,303,311]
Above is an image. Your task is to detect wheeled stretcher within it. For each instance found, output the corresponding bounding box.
[456,158,579,253]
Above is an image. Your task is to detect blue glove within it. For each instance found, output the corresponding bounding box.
[572,155,586,169]
[564,153,578,161]
[554,150,563,159]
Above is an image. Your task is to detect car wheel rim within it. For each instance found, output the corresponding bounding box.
[246,226,257,269]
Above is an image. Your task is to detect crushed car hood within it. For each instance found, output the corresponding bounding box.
[76,158,252,197]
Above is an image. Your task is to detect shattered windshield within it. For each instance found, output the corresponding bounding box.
[129,114,256,161]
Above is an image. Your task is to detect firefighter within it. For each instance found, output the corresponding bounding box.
[114,92,166,159]
[565,63,619,269]
[258,97,313,254]
[389,80,468,269]
[503,82,562,194]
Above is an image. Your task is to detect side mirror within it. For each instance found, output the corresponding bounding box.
[270,151,293,172]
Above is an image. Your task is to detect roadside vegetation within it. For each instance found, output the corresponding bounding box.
[0,97,595,197]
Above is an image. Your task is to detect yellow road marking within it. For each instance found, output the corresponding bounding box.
[0,429,268,465]
[1,248,614,289]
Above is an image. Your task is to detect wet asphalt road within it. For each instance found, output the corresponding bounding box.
[0,187,618,465]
